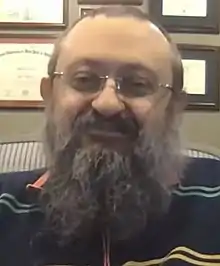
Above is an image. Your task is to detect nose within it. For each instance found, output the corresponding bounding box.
[91,78,125,117]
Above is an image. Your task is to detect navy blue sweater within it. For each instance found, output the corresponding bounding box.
[1,157,220,266]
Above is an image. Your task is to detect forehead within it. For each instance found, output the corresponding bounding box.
[57,15,173,83]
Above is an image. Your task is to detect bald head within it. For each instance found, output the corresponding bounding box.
[57,15,172,86]
[47,6,183,92]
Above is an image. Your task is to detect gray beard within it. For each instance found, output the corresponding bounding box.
[40,110,185,244]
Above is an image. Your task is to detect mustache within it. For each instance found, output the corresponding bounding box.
[75,110,139,139]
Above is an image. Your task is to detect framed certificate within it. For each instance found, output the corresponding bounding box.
[149,0,219,34]
[0,35,56,109]
[78,0,143,4]
[0,0,68,29]
[178,45,220,111]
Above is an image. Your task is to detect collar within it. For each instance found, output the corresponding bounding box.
[26,171,49,191]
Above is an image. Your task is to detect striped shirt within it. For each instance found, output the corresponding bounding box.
[0,157,220,266]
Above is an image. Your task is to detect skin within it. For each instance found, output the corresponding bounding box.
[40,15,176,143]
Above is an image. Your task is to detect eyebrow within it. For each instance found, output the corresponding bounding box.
[65,59,96,70]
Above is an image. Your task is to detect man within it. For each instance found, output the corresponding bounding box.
[1,6,220,266]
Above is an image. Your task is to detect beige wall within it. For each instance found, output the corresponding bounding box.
[0,0,220,154]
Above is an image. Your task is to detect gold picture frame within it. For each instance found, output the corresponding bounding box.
[0,34,57,109]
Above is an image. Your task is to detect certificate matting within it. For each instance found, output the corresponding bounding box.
[162,0,207,17]
[182,59,206,95]
[0,37,54,109]
[0,0,68,29]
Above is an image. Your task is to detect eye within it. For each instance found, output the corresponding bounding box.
[131,79,147,87]
[120,76,156,98]
[69,72,101,93]
[73,72,93,84]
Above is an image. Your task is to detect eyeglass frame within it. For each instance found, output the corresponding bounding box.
[51,71,174,98]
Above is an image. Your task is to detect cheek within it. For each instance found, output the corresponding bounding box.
[125,97,155,126]
[53,88,94,120]
[125,94,171,128]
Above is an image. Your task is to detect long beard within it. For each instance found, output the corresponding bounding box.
[40,109,185,244]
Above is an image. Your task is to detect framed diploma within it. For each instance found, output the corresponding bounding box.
[0,35,56,109]
[178,45,220,111]
[78,0,143,4]
[0,0,68,29]
[149,0,219,34]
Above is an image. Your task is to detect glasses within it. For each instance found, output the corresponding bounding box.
[52,71,173,98]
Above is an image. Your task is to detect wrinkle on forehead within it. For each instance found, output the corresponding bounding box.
[57,16,173,84]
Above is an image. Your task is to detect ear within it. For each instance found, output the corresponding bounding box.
[177,90,187,112]
[40,77,53,102]
[172,90,187,113]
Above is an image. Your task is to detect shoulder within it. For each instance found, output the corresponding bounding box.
[0,169,45,216]
[169,158,220,255]
[182,157,220,187]
[135,158,220,266]
[0,169,45,195]
[173,157,220,198]
[173,157,220,207]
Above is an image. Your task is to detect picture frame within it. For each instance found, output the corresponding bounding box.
[0,0,69,30]
[0,34,57,109]
[178,45,220,111]
[78,0,143,5]
[149,0,219,34]
[80,8,94,19]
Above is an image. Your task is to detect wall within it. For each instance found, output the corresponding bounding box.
[0,0,220,153]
